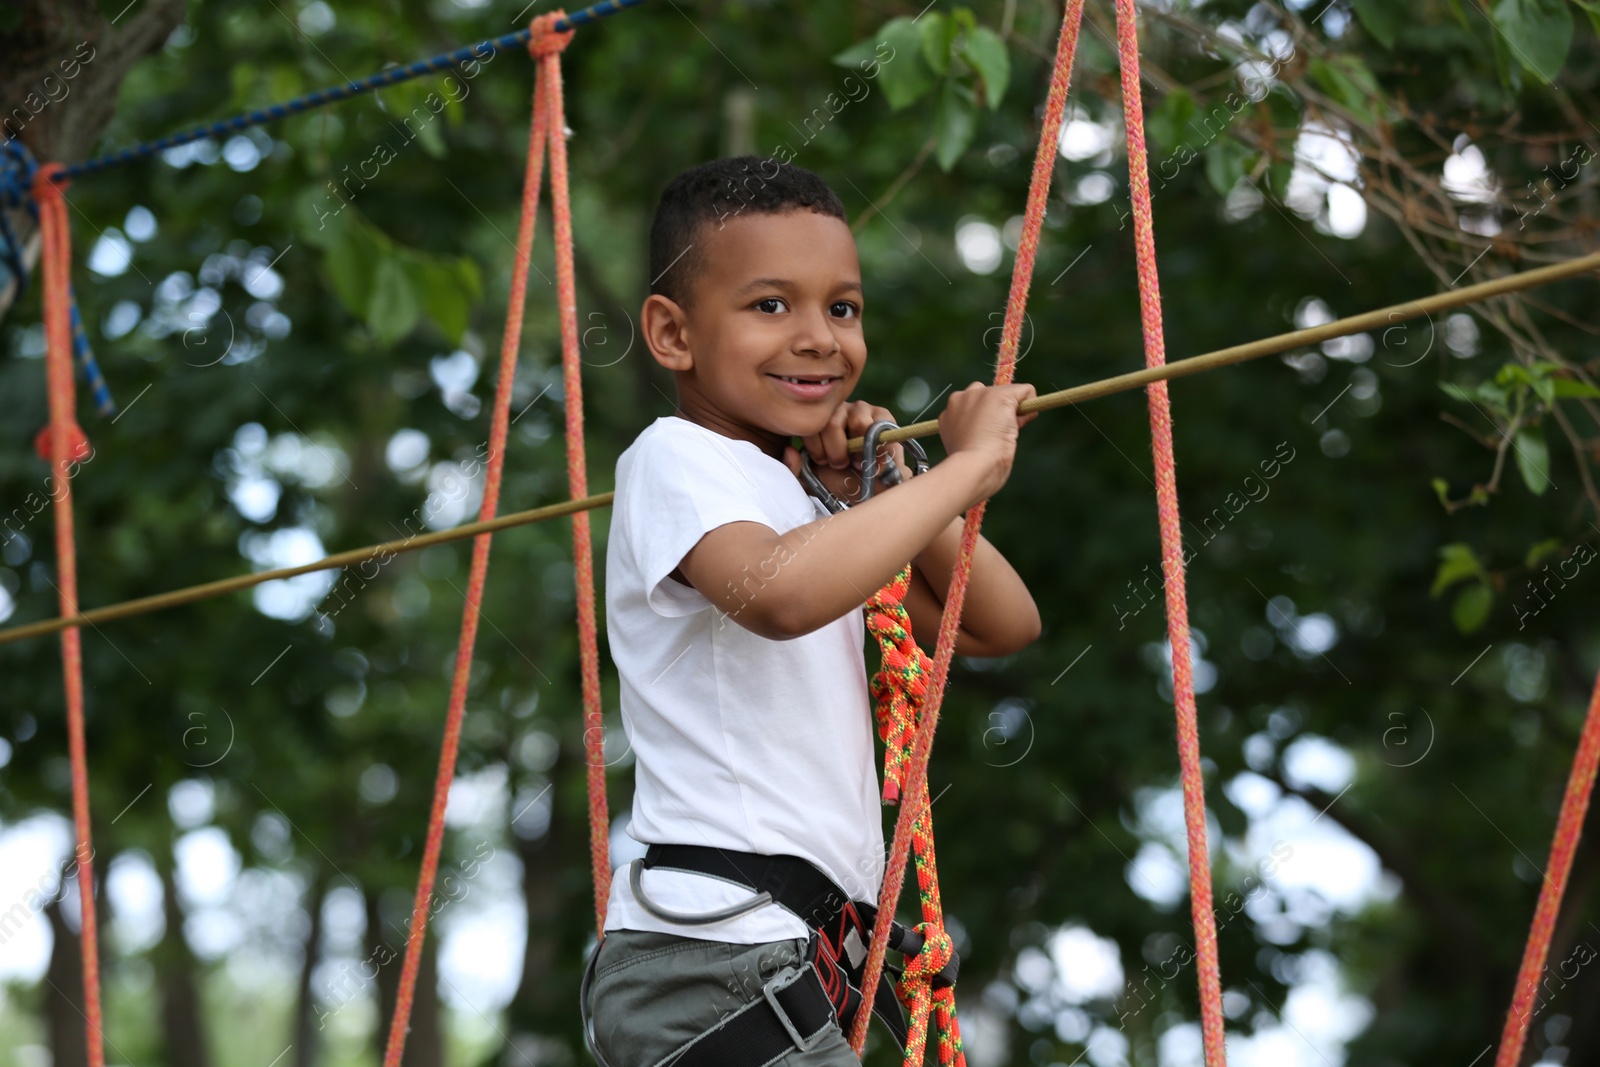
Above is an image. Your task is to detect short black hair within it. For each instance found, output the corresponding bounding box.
[648,156,849,306]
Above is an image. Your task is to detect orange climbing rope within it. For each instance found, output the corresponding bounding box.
[868,564,963,1065]
[851,0,1091,1053]
[1111,0,1228,1058]
[850,0,1235,1058]
[31,162,105,1067]
[1495,673,1600,1066]
[380,12,610,1065]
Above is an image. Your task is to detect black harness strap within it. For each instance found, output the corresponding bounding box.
[641,844,915,1054]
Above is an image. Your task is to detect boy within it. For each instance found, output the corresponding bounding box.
[582,156,1040,1066]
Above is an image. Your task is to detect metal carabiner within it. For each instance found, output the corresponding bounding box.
[797,420,930,513]
[798,450,852,514]
[858,419,929,503]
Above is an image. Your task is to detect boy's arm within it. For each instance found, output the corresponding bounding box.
[676,383,1036,641]
[902,516,1041,658]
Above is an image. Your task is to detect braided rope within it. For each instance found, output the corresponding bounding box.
[850,0,1087,1052]
[867,565,964,1066]
[9,141,117,416]
[1495,672,1600,1065]
[536,13,615,933]
[31,161,105,1067]
[39,0,650,181]
[379,16,574,1065]
[1111,0,1228,1059]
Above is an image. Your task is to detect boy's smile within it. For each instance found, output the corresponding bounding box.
[641,210,866,459]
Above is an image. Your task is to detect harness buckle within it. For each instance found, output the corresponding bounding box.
[762,965,830,1052]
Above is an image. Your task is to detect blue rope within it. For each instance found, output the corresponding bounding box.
[70,291,116,419]
[1,0,651,421]
[2,138,116,416]
[60,0,651,180]
[1,138,37,296]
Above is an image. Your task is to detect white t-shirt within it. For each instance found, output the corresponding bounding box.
[602,415,885,943]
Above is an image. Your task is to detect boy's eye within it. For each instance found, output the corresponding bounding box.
[754,297,788,314]
[830,301,860,320]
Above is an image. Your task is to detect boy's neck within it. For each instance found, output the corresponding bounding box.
[671,400,788,461]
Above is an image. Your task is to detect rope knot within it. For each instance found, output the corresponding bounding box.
[30,161,68,204]
[527,12,574,58]
[34,421,91,466]
[903,922,954,980]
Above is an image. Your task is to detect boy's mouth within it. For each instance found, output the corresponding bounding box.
[767,373,842,400]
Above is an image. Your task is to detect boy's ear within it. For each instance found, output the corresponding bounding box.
[642,293,694,373]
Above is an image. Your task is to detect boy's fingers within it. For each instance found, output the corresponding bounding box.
[824,405,851,467]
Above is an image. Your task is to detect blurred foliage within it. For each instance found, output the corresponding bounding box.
[3,0,1600,1065]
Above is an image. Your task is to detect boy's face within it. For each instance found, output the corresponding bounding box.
[643,209,866,457]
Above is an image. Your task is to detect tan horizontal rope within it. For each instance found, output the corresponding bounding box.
[0,492,611,646]
[2,248,1596,647]
[847,248,1600,451]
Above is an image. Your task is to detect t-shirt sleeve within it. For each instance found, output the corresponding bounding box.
[622,427,775,617]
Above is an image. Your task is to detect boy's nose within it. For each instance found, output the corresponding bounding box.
[790,306,840,356]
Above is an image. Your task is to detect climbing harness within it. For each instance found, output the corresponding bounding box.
[580,844,938,1066]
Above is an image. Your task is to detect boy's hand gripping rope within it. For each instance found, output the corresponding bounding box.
[381,14,610,1067]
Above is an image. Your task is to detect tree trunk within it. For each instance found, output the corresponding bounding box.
[157,856,212,1067]
[44,892,88,1067]
[0,0,188,321]
[513,807,568,1019]
[293,873,329,1067]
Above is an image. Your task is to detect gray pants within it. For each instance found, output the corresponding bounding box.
[583,928,861,1066]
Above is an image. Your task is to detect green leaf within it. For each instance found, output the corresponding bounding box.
[1514,426,1550,494]
[1204,138,1250,197]
[959,26,1010,109]
[1440,382,1475,403]
[1147,89,1197,154]
[416,257,481,344]
[1575,0,1600,36]
[1432,542,1487,597]
[1267,158,1294,200]
[833,35,884,68]
[1474,379,1510,410]
[1453,582,1492,633]
[324,227,374,319]
[368,257,419,346]
[1551,377,1600,399]
[874,18,940,109]
[933,80,978,171]
[1352,0,1401,48]
[1495,361,1534,388]
[1525,537,1563,568]
[1308,56,1382,123]
[1432,477,1451,508]
[1491,0,1574,84]
[919,12,954,75]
